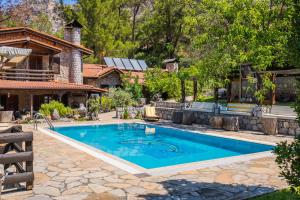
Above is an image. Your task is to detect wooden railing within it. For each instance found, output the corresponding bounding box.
[0,127,34,191]
[0,68,54,81]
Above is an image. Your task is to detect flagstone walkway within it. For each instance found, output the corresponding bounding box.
[1,113,294,200]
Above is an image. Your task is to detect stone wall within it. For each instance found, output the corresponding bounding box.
[99,71,122,87]
[155,102,184,110]
[155,106,299,136]
[54,51,70,83]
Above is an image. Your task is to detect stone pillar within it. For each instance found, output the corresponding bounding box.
[64,21,83,84]
[64,28,72,42]
[71,28,81,46]
[70,49,83,84]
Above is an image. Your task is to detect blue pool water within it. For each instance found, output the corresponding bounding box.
[52,123,274,169]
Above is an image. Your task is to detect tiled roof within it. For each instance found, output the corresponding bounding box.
[83,64,145,84]
[83,64,123,78]
[0,80,107,93]
[0,27,93,54]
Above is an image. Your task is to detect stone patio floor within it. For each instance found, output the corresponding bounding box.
[1,112,295,200]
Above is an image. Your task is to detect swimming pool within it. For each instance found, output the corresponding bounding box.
[51,123,274,170]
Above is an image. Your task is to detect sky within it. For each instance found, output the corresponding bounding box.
[63,0,75,4]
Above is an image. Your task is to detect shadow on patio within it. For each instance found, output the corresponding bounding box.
[138,179,275,200]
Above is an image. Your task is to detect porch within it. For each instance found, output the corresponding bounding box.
[0,80,106,119]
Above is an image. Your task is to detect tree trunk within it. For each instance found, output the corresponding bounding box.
[271,73,276,105]
[193,78,198,101]
[214,87,219,104]
[227,81,232,103]
[181,79,186,103]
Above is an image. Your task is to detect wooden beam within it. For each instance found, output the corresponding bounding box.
[30,94,33,118]
[25,139,33,190]
[0,132,33,144]
[3,172,34,185]
[0,152,33,164]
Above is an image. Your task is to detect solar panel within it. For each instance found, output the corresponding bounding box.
[112,58,125,69]
[130,59,142,71]
[137,60,148,71]
[121,58,134,70]
[103,57,115,67]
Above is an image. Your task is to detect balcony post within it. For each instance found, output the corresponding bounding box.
[30,94,33,118]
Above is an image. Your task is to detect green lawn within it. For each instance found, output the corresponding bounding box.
[251,188,300,200]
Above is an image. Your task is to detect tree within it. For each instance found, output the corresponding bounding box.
[121,71,143,101]
[75,0,137,60]
[287,0,300,67]
[144,67,181,100]
[192,0,295,103]
[29,13,53,34]
[137,0,196,66]
[274,136,300,188]
[177,67,190,103]
[109,88,134,108]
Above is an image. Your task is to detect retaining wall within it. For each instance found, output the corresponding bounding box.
[155,104,299,136]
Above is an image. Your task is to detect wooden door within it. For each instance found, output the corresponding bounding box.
[5,95,18,111]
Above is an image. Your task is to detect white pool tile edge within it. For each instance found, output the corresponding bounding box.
[38,123,276,176]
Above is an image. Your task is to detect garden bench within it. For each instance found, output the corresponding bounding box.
[221,103,257,116]
[185,102,216,113]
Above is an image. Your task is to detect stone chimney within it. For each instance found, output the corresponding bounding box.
[162,58,179,72]
[64,20,83,84]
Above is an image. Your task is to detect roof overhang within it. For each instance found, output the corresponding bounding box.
[0,80,107,93]
[0,27,93,55]
[0,38,62,54]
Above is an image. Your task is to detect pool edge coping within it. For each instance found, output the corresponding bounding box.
[38,122,277,176]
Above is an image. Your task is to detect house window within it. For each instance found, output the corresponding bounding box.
[44,96,54,104]
[29,55,43,70]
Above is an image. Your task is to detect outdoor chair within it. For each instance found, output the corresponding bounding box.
[144,107,159,121]
[221,103,257,116]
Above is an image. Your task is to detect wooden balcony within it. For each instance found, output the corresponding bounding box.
[0,68,54,81]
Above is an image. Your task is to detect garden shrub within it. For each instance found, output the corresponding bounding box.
[101,96,113,111]
[274,136,300,188]
[87,98,100,118]
[109,88,135,108]
[39,101,73,117]
[123,108,129,119]
[135,110,142,119]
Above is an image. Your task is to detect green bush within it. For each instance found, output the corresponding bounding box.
[87,98,100,114]
[251,187,300,200]
[39,101,73,117]
[101,96,113,111]
[274,136,300,188]
[123,108,129,119]
[135,110,143,119]
[109,88,135,108]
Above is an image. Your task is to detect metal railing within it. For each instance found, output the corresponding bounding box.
[0,68,54,81]
[33,113,54,130]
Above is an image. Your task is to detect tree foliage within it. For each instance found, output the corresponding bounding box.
[274,136,300,188]
[121,72,143,101]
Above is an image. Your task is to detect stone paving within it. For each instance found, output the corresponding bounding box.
[1,112,295,200]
